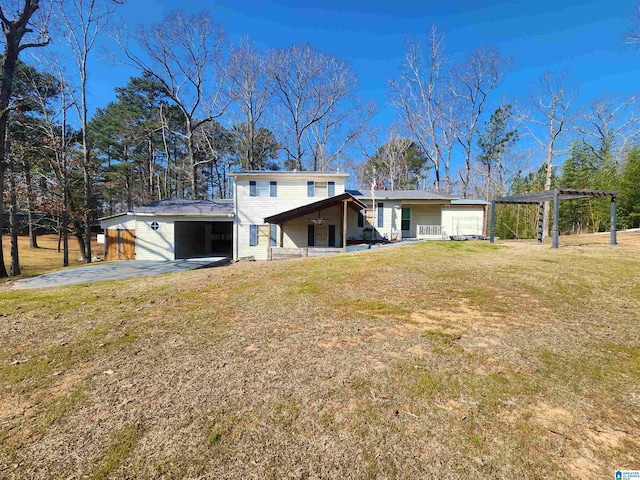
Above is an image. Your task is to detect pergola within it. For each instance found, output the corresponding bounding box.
[489,189,618,248]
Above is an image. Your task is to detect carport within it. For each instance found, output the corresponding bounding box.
[490,188,618,248]
[174,221,232,259]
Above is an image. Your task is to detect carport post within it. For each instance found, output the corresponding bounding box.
[489,200,496,243]
[611,196,617,246]
[552,190,559,249]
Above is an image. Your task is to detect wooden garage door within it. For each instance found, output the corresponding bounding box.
[105,229,136,260]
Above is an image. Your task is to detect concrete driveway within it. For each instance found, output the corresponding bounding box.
[10,257,229,290]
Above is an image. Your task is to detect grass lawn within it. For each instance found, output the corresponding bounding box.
[0,234,103,282]
[0,232,639,478]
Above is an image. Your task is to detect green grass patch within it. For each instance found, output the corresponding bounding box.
[92,423,144,480]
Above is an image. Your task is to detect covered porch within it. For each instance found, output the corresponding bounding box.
[264,192,367,260]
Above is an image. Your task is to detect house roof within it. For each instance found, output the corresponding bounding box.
[132,199,234,217]
[348,189,456,201]
[230,170,349,178]
[264,192,367,224]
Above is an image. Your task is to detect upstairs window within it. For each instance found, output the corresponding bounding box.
[250,180,276,197]
[308,180,336,197]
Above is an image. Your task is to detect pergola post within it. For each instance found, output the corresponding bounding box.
[611,196,617,246]
[537,203,544,243]
[552,190,559,249]
[279,223,284,247]
[489,200,496,243]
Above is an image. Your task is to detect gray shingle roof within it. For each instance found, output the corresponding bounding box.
[133,199,234,216]
[349,189,456,200]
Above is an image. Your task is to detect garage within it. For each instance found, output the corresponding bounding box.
[100,199,234,261]
[174,221,232,259]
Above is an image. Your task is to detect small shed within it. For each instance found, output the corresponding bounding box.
[490,189,618,248]
[100,199,234,261]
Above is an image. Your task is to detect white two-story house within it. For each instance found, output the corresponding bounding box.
[230,171,362,261]
[100,170,488,262]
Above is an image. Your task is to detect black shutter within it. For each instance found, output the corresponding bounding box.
[307,224,315,246]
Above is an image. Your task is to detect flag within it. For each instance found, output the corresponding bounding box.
[371,176,375,200]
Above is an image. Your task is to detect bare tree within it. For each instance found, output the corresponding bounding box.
[451,46,509,198]
[227,37,272,170]
[267,43,357,170]
[56,0,122,263]
[524,72,575,238]
[389,26,450,191]
[306,96,376,171]
[578,96,640,167]
[0,0,49,278]
[117,10,229,198]
[23,57,76,266]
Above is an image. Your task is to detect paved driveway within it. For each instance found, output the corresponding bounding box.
[11,257,229,290]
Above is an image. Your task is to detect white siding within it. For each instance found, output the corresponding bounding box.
[101,215,136,231]
[136,217,174,260]
[441,206,487,236]
[409,205,441,238]
[234,175,346,260]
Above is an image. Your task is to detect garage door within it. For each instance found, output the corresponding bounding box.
[105,229,136,260]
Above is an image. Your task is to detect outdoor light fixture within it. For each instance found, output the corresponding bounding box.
[309,211,326,225]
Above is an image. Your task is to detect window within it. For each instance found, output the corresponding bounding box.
[315,182,327,197]
[377,203,384,228]
[270,224,278,246]
[250,180,275,197]
[308,180,334,197]
[249,225,270,246]
[357,210,364,228]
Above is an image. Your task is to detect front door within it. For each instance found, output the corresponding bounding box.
[401,207,411,238]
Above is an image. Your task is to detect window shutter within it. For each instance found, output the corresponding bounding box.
[270,224,277,246]
[377,203,384,228]
[328,225,336,247]
[270,181,277,197]
[358,210,364,227]
[307,224,315,246]
[250,181,257,197]
[307,181,314,197]
[250,225,257,246]
[328,181,335,196]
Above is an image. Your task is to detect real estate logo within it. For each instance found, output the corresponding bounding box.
[616,471,640,480]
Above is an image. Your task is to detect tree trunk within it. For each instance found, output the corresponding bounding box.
[81,62,92,263]
[24,159,38,248]
[0,163,7,277]
[541,142,554,239]
[9,163,20,276]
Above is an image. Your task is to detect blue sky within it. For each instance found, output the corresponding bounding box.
[83,0,638,128]
[35,0,639,175]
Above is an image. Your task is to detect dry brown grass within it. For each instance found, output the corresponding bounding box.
[0,234,103,282]
[0,232,639,478]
